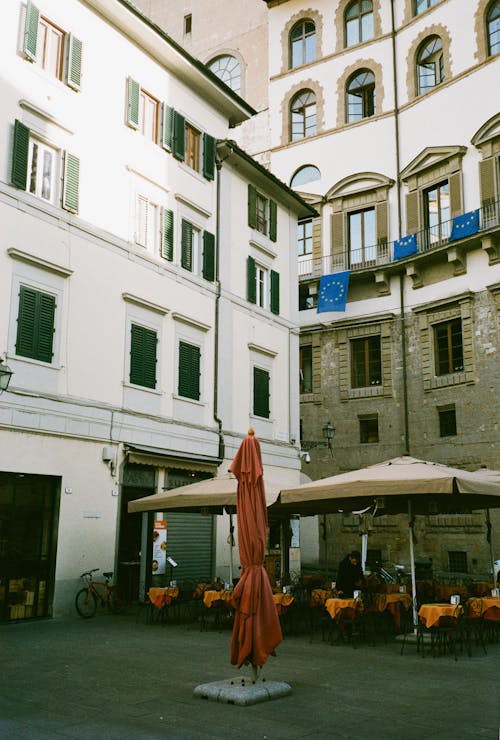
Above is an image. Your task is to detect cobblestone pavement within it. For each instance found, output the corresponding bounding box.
[0,611,498,739]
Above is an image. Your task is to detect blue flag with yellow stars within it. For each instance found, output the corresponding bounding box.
[394,233,418,260]
[317,271,350,313]
[449,209,479,242]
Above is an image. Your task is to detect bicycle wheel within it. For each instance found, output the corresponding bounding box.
[108,588,124,614]
[75,588,97,618]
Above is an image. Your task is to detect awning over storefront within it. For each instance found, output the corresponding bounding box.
[124,443,221,474]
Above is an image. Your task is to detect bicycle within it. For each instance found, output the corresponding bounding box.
[75,569,123,618]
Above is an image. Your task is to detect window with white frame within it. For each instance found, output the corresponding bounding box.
[246,257,280,315]
[135,195,159,252]
[28,138,58,205]
[139,89,159,142]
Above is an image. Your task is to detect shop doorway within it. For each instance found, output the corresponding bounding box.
[0,472,60,621]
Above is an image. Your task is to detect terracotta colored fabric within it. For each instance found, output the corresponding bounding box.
[203,590,233,608]
[147,587,179,608]
[325,598,363,621]
[229,433,283,668]
[466,597,500,620]
[310,588,334,607]
[418,603,462,628]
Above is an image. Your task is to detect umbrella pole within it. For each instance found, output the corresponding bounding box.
[408,500,418,631]
[486,509,495,583]
[361,532,368,574]
[229,513,234,585]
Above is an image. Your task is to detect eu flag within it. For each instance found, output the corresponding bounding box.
[449,209,479,241]
[394,233,418,260]
[317,271,350,313]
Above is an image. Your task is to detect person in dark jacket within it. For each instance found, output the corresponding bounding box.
[336,550,365,597]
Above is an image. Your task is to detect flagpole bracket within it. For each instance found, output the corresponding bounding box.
[446,245,466,276]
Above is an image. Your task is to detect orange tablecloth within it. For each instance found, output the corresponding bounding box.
[203,589,233,608]
[273,592,295,615]
[147,587,179,608]
[325,598,362,621]
[370,592,413,628]
[418,603,462,628]
[310,588,334,606]
[466,597,500,621]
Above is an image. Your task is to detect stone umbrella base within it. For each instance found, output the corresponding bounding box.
[193,676,292,706]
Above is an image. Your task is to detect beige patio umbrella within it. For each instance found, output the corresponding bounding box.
[275,456,500,627]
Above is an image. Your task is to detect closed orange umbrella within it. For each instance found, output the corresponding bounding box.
[229,430,282,669]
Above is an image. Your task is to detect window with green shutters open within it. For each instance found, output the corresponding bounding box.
[248,185,277,242]
[246,257,280,314]
[11,120,79,213]
[16,286,56,363]
[129,324,158,389]
[178,341,201,400]
[253,366,270,419]
[22,1,82,90]
[181,219,215,281]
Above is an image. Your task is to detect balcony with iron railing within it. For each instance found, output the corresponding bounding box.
[298,199,500,280]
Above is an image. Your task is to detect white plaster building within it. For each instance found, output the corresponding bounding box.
[0,0,314,620]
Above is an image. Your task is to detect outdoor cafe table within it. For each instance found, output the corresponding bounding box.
[147,586,179,609]
[418,603,463,628]
[273,592,295,615]
[203,589,233,608]
[310,588,334,607]
[369,592,413,629]
[325,598,362,621]
[466,597,500,621]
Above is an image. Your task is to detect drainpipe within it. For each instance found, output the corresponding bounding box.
[214,155,225,463]
[391,0,410,454]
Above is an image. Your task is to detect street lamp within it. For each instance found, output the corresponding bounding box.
[322,421,335,450]
[0,360,13,394]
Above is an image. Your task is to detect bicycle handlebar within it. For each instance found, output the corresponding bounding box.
[79,568,100,579]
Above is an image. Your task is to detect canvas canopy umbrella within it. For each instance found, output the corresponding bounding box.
[276,456,500,627]
[229,430,282,674]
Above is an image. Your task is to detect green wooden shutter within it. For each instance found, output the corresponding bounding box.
[253,366,270,418]
[162,104,174,151]
[202,230,215,281]
[270,270,280,315]
[269,199,277,242]
[248,185,257,228]
[172,111,185,161]
[202,133,216,180]
[181,219,193,270]
[127,78,140,129]
[247,256,256,304]
[130,324,157,389]
[23,1,39,62]
[66,34,82,90]
[161,208,174,261]
[11,120,30,190]
[62,152,79,213]
[178,341,200,400]
[16,287,55,363]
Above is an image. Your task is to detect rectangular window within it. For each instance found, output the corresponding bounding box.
[184,14,192,34]
[185,123,201,173]
[129,324,157,389]
[424,181,450,246]
[300,345,313,394]
[139,89,159,142]
[348,208,376,266]
[28,138,58,204]
[298,220,313,255]
[350,336,381,388]
[23,5,82,90]
[253,366,270,418]
[178,341,201,400]
[256,193,268,235]
[448,551,467,573]
[438,405,457,437]
[359,415,379,443]
[299,283,314,311]
[37,17,64,78]
[135,195,159,252]
[433,318,463,375]
[16,286,56,363]
[366,549,382,570]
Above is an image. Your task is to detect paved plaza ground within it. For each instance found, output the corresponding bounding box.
[0,610,498,739]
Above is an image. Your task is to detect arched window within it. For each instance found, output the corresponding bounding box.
[345,0,374,48]
[487,0,500,56]
[416,36,444,95]
[290,20,316,68]
[346,69,375,122]
[290,90,317,141]
[414,0,439,15]
[290,165,321,188]
[207,55,241,95]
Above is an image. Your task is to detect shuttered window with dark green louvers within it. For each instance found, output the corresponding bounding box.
[172,111,186,161]
[127,78,140,129]
[23,0,39,62]
[202,230,215,281]
[130,324,157,389]
[66,34,83,91]
[270,270,280,315]
[178,341,200,400]
[181,219,193,271]
[253,366,270,418]
[62,153,80,213]
[247,256,257,304]
[161,208,174,261]
[248,185,257,228]
[16,286,55,363]
[11,120,30,190]
[203,133,216,180]
[162,104,174,151]
[269,199,277,242]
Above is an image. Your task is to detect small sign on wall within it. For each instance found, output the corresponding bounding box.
[152,519,167,575]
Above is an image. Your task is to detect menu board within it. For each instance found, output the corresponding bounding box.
[152,519,167,575]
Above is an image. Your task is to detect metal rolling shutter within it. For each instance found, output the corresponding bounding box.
[164,512,214,583]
